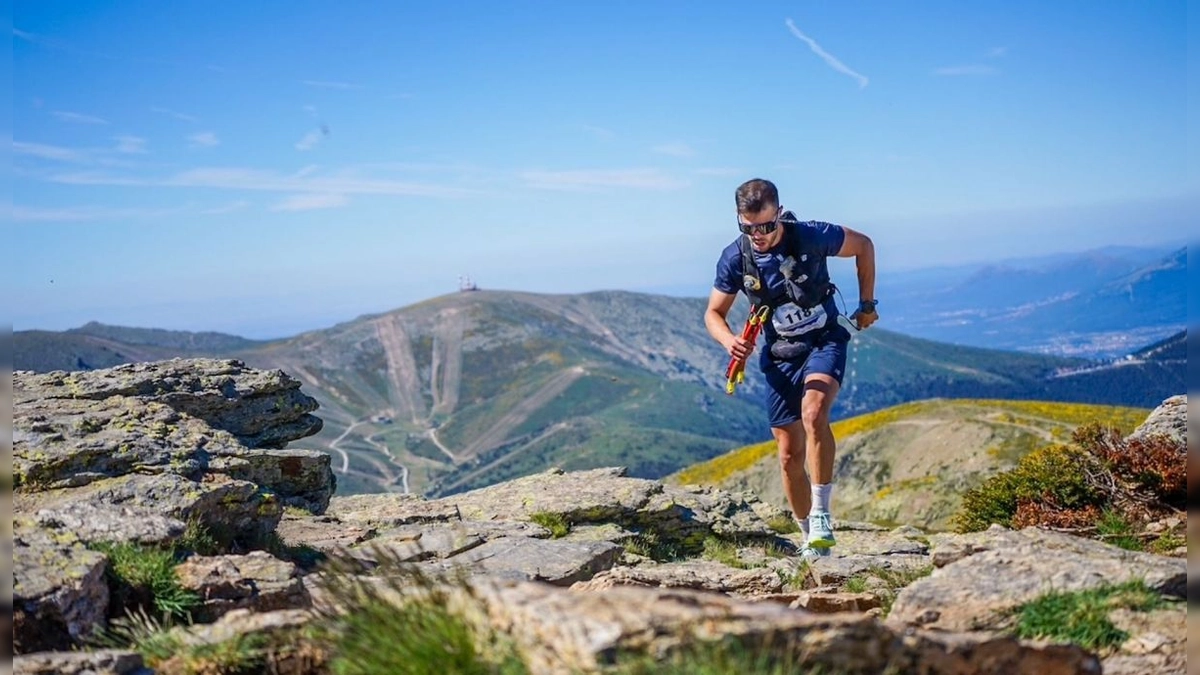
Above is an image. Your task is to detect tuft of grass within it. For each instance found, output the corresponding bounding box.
[843,575,869,593]
[89,541,199,620]
[622,530,682,562]
[765,514,800,535]
[1149,533,1185,555]
[88,606,184,665]
[176,518,222,556]
[610,636,811,675]
[1094,509,1142,552]
[776,561,814,592]
[1013,581,1166,651]
[316,548,528,675]
[863,564,933,616]
[700,537,749,570]
[528,511,571,539]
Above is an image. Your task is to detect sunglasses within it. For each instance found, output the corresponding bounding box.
[737,209,781,236]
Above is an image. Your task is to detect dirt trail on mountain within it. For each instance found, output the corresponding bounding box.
[440,422,570,494]
[518,295,652,369]
[431,309,465,416]
[375,316,427,424]
[462,365,587,459]
[427,428,458,463]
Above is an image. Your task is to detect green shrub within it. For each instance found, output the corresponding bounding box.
[765,514,800,535]
[700,537,748,569]
[90,541,198,620]
[1094,510,1141,552]
[953,444,1101,533]
[528,511,570,538]
[1013,581,1166,651]
[316,550,527,675]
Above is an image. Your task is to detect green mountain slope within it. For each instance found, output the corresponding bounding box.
[672,398,1153,531]
[12,290,1184,498]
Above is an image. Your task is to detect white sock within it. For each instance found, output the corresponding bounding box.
[795,517,809,537]
[813,483,833,514]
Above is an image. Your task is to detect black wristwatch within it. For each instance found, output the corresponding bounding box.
[858,299,878,315]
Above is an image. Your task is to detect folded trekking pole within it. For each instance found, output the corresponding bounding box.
[725,305,770,395]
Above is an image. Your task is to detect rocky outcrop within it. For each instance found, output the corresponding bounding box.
[14,358,323,448]
[11,360,1187,675]
[175,551,309,622]
[1129,394,1185,444]
[13,359,333,652]
[889,526,1186,631]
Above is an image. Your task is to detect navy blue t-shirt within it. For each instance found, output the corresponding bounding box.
[713,218,846,346]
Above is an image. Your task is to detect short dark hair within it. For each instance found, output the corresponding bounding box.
[735,179,779,214]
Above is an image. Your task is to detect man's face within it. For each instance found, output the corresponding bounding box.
[738,204,783,252]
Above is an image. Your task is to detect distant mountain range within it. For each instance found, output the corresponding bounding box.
[879,246,1185,357]
[13,289,1185,498]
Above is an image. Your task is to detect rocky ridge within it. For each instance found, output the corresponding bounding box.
[11,359,1187,674]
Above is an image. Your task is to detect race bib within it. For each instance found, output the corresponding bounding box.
[772,302,828,337]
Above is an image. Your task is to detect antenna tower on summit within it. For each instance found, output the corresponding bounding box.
[458,275,479,292]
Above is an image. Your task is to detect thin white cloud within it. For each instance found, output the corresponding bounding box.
[114,135,147,154]
[988,46,1008,58]
[301,80,361,90]
[652,142,697,158]
[520,168,688,191]
[13,28,36,41]
[295,130,323,151]
[13,141,87,162]
[784,19,869,89]
[694,167,745,177]
[271,193,348,211]
[934,65,998,76]
[581,124,616,140]
[302,104,318,116]
[151,106,199,123]
[52,110,109,125]
[47,166,480,198]
[11,204,187,222]
[202,200,250,214]
[188,132,220,148]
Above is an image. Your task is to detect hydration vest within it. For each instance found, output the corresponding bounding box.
[739,213,835,311]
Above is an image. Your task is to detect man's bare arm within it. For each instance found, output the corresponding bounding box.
[705,288,755,360]
[837,226,878,328]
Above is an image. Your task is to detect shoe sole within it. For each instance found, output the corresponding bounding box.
[807,537,835,549]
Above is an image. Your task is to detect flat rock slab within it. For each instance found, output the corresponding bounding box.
[474,580,1101,675]
[228,448,334,513]
[791,591,882,613]
[800,553,932,587]
[13,525,109,654]
[15,358,322,449]
[274,514,375,553]
[14,396,246,491]
[326,493,463,527]
[433,467,662,523]
[433,467,776,547]
[31,500,185,546]
[572,560,785,596]
[349,525,485,563]
[889,526,1186,632]
[175,551,309,622]
[434,536,622,586]
[17,472,282,546]
[14,649,146,675]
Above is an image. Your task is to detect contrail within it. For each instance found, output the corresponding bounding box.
[785,18,869,89]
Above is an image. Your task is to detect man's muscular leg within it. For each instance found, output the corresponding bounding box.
[772,421,810,521]
[801,375,840,485]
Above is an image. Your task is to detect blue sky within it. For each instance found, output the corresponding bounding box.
[8,1,1196,338]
